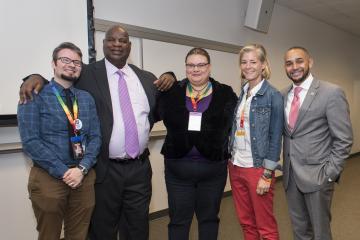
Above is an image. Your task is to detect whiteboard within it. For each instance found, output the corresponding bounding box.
[0,0,88,115]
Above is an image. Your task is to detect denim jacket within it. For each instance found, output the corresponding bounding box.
[229,80,284,170]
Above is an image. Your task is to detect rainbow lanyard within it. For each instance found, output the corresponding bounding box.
[187,82,212,112]
[51,85,78,134]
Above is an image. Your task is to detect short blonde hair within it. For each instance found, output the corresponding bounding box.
[239,43,271,80]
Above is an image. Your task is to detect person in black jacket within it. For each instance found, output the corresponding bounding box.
[158,47,238,240]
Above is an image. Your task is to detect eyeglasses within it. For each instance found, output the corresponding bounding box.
[57,57,82,67]
[185,63,209,70]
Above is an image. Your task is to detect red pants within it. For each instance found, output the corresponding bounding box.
[229,162,279,240]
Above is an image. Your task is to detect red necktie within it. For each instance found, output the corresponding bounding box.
[288,87,302,131]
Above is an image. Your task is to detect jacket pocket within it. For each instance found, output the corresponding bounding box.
[255,106,271,124]
[305,155,328,165]
[256,106,271,115]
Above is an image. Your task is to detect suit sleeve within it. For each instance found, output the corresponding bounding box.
[325,88,353,180]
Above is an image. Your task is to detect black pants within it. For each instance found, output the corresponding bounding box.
[165,159,227,240]
[89,157,152,240]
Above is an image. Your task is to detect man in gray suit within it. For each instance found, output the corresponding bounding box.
[282,46,353,240]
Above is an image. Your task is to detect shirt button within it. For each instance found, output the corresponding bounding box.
[254,97,257,100]
[252,137,256,140]
[252,109,255,112]
[251,124,255,127]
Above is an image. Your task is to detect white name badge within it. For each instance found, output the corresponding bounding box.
[188,112,202,131]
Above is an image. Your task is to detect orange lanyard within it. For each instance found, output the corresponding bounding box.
[239,91,251,129]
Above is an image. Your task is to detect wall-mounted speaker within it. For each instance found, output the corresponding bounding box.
[244,0,275,33]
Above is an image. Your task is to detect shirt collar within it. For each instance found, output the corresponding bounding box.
[292,73,313,91]
[105,58,130,78]
[243,79,265,96]
[50,79,75,96]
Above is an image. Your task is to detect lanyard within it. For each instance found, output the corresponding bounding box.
[187,82,212,111]
[51,85,79,133]
[240,109,245,129]
[239,91,251,129]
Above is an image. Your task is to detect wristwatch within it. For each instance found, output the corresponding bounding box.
[263,169,273,179]
[77,165,88,175]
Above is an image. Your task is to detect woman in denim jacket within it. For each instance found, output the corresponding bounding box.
[228,44,284,240]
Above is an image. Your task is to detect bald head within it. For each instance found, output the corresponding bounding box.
[105,25,129,39]
[103,25,131,68]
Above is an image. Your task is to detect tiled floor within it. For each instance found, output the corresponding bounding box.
[149,155,360,240]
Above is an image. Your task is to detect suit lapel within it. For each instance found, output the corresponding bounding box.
[292,79,319,133]
[94,60,113,115]
[283,85,292,135]
[129,64,156,108]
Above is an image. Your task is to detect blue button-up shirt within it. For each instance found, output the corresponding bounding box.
[18,80,101,179]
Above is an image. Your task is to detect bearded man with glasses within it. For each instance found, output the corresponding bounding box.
[17,42,101,240]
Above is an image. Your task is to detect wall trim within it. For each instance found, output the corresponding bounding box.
[94,19,242,54]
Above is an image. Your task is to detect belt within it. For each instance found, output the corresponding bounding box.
[109,149,150,164]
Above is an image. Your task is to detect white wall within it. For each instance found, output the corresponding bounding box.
[1,0,360,238]
[0,128,37,239]
[0,152,36,240]
[94,0,244,45]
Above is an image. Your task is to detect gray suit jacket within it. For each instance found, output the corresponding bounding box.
[282,78,352,193]
[76,59,158,183]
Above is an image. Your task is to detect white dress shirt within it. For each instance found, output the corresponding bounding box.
[232,80,264,167]
[105,59,151,158]
[285,74,313,125]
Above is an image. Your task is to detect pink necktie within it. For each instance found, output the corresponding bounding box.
[117,70,140,158]
[288,87,302,131]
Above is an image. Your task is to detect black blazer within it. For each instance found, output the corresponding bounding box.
[76,59,158,182]
[158,78,237,162]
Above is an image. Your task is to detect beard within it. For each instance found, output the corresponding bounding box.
[61,74,79,82]
[287,67,310,84]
